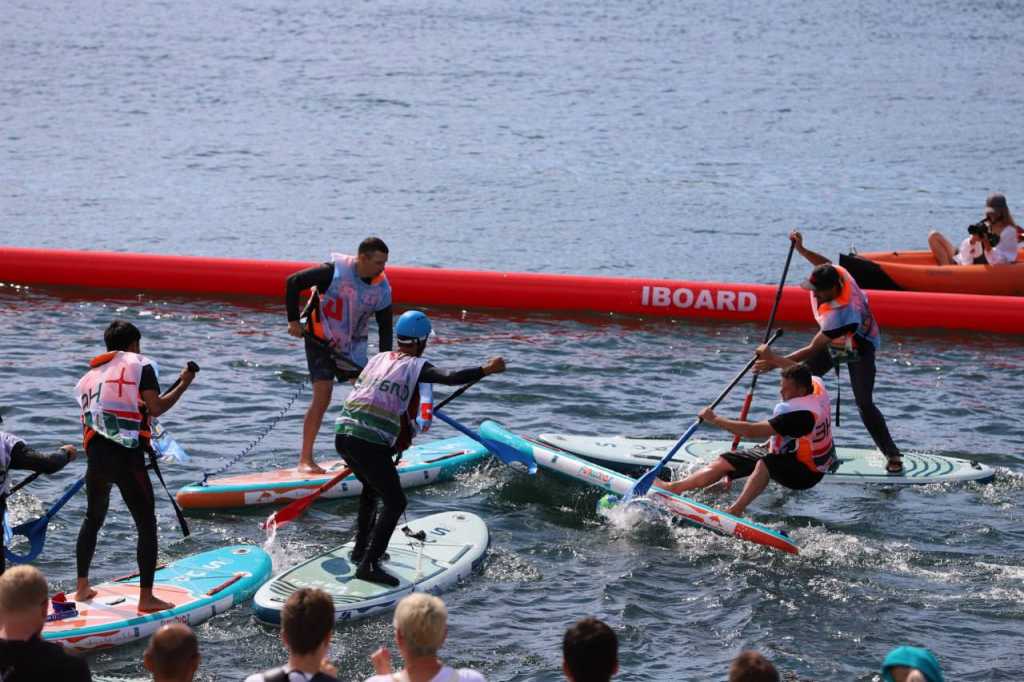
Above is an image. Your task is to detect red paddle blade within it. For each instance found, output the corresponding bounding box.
[259,467,352,530]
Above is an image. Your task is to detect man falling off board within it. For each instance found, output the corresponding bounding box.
[656,364,835,516]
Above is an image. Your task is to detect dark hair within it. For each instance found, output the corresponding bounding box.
[780,363,813,394]
[729,650,779,682]
[282,588,335,655]
[145,624,199,678]
[358,236,389,256]
[563,617,618,682]
[104,320,142,351]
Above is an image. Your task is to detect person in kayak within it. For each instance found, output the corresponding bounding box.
[655,364,836,516]
[335,310,506,587]
[0,414,77,575]
[757,231,903,473]
[927,192,1021,266]
[74,320,197,612]
[285,237,393,474]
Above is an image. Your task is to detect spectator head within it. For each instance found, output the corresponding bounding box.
[779,363,813,400]
[0,565,49,639]
[393,593,448,659]
[881,646,944,682]
[281,588,335,657]
[356,237,389,280]
[105,320,142,352]
[562,617,618,682]
[143,623,200,682]
[729,650,780,682]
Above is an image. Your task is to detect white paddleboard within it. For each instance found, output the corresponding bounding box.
[253,511,488,624]
[538,434,995,485]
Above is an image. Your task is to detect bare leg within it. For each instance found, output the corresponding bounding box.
[299,380,334,473]
[75,577,97,601]
[726,460,770,516]
[654,458,735,495]
[137,587,175,613]
[928,231,956,266]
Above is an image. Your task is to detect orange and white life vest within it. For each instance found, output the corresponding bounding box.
[75,351,154,449]
[809,265,880,352]
[769,376,835,473]
[335,351,428,448]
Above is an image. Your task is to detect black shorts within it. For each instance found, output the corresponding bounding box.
[721,445,824,491]
[305,336,361,383]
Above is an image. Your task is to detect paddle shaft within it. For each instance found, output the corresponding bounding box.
[731,241,796,448]
[631,328,784,497]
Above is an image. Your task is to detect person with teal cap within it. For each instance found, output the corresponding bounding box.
[880,646,944,682]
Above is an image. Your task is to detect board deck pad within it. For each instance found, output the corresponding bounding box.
[177,435,489,509]
[44,545,271,652]
[537,434,994,485]
[253,511,489,624]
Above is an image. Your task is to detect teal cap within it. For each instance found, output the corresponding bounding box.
[880,646,944,682]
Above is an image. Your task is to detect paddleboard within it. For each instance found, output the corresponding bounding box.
[177,435,489,509]
[252,511,488,624]
[43,545,271,652]
[537,434,995,485]
[481,421,799,554]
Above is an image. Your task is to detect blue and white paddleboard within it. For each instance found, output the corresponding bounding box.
[43,545,271,652]
[177,436,488,509]
[253,511,489,625]
[536,434,995,485]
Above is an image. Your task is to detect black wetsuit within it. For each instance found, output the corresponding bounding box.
[336,363,485,567]
[0,443,73,574]
[75,365,160,589]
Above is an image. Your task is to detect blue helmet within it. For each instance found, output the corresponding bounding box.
[395,310,432,341]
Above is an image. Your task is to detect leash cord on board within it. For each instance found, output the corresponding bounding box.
[200,380,308,485]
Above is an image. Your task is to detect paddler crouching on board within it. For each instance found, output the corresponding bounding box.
[655,364,835,516]
[335,310,506,587]
[0,414,77,576]
[74,321,196,612]
[286,237,394,474]
[760,231,903,473]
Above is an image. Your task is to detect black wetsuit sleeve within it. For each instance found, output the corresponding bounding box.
[376,306,393,352]
[768,410,815,438]
[285,263,334,322]
[419,362,486,386]
[9,442,71,474]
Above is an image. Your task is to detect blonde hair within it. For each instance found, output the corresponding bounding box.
[394,593,447,657]
[0,565,48,613]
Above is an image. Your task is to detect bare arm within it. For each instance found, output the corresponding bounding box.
[790,230,831,266]
[699,408,776,439]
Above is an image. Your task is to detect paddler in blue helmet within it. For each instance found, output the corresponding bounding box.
[334,310,506,586]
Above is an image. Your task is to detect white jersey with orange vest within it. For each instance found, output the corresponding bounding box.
[335,351,429,448]
[74,351,156,450]
[0,431,21,497]
[307,253,392,368]
[809,264,881,351]
[769,376,836,473]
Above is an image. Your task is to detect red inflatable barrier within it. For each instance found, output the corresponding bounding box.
[2,246,1023,334]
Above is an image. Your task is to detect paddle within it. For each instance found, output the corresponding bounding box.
[731,240,796,449]
[432,410,537,473]
[5,476,86,565]
[261,379,485,530]
[627,328,785,500]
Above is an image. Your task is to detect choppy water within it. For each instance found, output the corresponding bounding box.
[3,0,1024,680]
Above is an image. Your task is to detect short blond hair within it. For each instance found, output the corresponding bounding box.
[0,565,48,613]
[394,593,447,657]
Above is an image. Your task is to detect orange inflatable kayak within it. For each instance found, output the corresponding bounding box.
[840,249,1024,296]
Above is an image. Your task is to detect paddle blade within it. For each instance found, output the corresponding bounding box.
[628,419,702,499]
[260,467,353,530]
[5,518,47,565]
[434,409,537,474]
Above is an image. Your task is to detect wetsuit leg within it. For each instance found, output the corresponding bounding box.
[338,434,380,556]
[847,346,900,457]
[337,435,405,564]
[113,452,158,589]
[76,451,114,580]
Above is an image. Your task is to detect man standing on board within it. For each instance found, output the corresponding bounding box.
[285,237,394,474]
[74,320,196,612]
[656,364,836,516]
[754,231,903,473]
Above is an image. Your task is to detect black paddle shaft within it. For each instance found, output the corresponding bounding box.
[712,328,785,411]
[746,241,796,394]
[434,377,483,412]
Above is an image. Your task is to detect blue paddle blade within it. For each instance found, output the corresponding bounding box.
[627,419,702,499]
[5,476,85,565]
[433,409,537,474]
